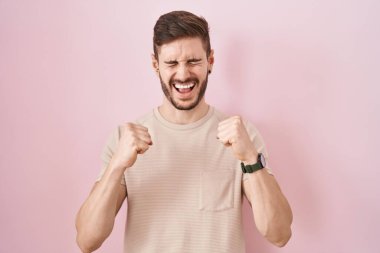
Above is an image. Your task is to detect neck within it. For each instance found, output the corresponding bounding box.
[158,98,209,124]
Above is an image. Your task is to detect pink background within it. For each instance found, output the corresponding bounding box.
[1,0,379,252]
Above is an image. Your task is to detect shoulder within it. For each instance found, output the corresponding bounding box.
[211,107,231,122]
[134,109,155,126]
[114,109,155,130]
[109,110,155,141]
[243,119,261,140]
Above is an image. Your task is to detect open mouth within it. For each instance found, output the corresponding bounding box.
[172,81,196,94]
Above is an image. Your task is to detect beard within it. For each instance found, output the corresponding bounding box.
[159,73,208,111]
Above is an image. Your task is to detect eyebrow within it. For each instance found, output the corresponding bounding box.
[188,58,202,62]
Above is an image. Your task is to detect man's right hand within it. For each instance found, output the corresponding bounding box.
[110,123,153,170]
[76,123,150,253]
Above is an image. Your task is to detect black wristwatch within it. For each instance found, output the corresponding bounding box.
[241,153,266,173]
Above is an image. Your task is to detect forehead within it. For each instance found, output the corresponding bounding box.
[158,37,207,61]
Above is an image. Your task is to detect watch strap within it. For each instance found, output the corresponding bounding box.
[241,162,264,173]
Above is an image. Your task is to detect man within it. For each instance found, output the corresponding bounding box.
[75,10,292,253]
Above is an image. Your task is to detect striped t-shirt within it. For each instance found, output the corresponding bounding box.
[97,106,272,253]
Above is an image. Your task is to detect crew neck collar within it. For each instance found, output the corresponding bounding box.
[153,106,214,130]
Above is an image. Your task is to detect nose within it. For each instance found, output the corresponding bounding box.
[175,64,191,81]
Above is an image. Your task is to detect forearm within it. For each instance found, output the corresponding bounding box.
[75,162,126,252]
[245,169,293,247]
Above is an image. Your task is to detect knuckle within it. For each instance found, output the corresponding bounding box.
[126,122,136,129]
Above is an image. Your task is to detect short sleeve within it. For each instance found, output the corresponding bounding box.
[243,120,274,181]
[96,125,126,185]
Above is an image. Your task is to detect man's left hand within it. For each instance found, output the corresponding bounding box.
[217,116,258,163]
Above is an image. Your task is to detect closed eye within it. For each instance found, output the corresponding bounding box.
[188,58,202,64]
[163,58,202,67]
[164,60,178,67]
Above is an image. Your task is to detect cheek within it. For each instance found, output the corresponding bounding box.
[194,70,208,81]
[194,66,208,76]
[159,70,171,82]
[163,75,174,88]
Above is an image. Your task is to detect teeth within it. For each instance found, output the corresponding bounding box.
[174,82,195,89]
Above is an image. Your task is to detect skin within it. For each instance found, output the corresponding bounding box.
[217,115,293,246]
[152,37,213,124]
[75,37,292,253]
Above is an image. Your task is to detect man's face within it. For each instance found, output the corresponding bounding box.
[153,37,214,110]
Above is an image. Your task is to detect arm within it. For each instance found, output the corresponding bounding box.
[75,163,127,253]
[75,123,152,253]
[242,162,293,247]
[217,116,292,247]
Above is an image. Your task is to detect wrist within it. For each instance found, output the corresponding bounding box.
[109,159,128,172]
[243,151,258,165]
[241,152,266,174]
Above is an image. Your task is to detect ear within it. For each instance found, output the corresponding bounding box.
[208,49,214,72]
[151,54,159,76]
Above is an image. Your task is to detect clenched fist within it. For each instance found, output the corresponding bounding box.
[217,116,258,163]
[110,123,152,170]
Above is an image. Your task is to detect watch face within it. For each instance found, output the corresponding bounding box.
[260,153,266,167]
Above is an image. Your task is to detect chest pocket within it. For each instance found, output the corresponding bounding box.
[199,169,235,211]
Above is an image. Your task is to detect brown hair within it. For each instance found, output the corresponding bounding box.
[153,11,211,59]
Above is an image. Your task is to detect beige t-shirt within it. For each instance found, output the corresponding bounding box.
[97,106,272,253]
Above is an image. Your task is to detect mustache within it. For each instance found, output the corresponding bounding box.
[169,77,199,85]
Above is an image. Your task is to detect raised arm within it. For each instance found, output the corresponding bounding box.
[75,123,152,253]
[75,163,127,253]
[217,116,292,247]
[242,167,292,246]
